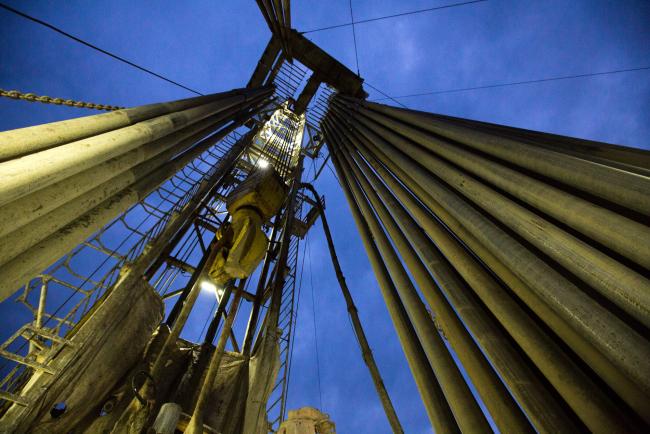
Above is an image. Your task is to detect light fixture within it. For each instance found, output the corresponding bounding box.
[200,280,224,300]
[257,158,270,169]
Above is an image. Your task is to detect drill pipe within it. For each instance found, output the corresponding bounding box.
[333,99,650,328]
[346,103,650,269]
[338,95,650,215]
[0,87,259,161]
[0,117,258,300]
[324,121,461,434]
[0,86,272,206]
[185,280,245,434]
[0,95,269,265]
[329,111,640,431]
[417,111,650,175]
[329,101,650,416]
[301,182,404,434]
[331,116,580,433]
[0,93,268,239]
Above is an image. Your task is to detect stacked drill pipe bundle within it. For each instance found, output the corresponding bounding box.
[327,117,570,433]
[424,112,650,176]
[328,120,500,433]
[323,95,650,433]
[0,88,254,161]
[256,0,292,59]
[0,85,273,301]
[330,96,647,396]
[0,108,251,265]
[301,183,404,434]
[325,124,459,434]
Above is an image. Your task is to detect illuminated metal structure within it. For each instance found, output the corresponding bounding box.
[0,2,648,433]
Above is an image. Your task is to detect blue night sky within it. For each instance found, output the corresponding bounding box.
[1,1,649,433]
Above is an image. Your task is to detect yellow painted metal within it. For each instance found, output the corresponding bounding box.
[209,209,267,285]
[226,166,289,219]
[208,168,287,285]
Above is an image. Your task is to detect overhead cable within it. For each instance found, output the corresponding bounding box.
[374,66,650,100]
[364,82,408,108]
[0,2,203,95]
[302,0,488,34]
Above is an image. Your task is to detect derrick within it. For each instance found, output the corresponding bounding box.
[0,2,648,434]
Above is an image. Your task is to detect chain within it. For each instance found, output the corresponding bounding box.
[0,88,124,111]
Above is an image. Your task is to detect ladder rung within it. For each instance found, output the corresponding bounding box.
[0,390,29,406]
[267,395,282,410]
[271,379,283,393]
[0,350,57,374]
[22,326,73,347]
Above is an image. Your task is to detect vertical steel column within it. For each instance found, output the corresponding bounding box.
[203,283,235,345]
[266,158,304,332]
[242,216,281,355]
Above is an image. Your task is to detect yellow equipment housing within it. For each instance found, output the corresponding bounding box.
[225,167,288,220]
[208,168,288,285]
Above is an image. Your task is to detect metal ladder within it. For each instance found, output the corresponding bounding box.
[0,324,74,407]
